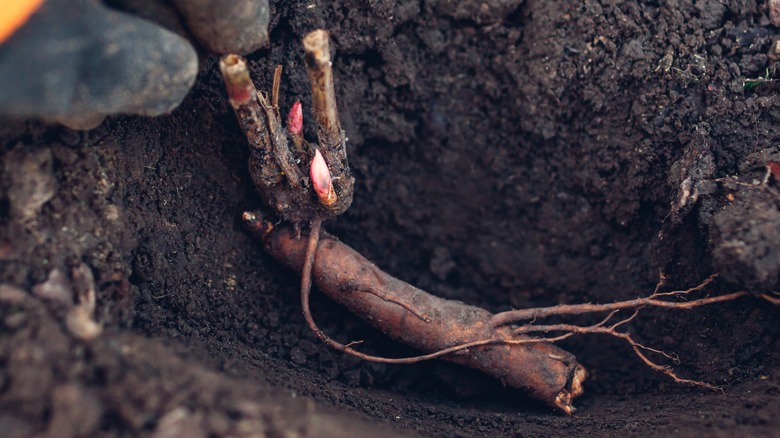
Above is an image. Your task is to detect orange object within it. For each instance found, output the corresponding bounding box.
[0,0,44,44]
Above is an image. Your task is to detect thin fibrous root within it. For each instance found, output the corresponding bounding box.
[489,274,749,327]
[272,64,282,108]
[219,55,271,153]
[762,292,780,305]
[513,310,721,390]
[484,275,749,390]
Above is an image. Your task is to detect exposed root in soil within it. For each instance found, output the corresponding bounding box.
[763,292,780,305]
[298,219,508,365]
[511,310,718,389]
[249,214,586,413]
[248,215,763,412]
[296,219,581,366]
[488,274,747,326]
[294,225,748,394]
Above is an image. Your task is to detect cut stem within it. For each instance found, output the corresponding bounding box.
[303,30,354,213]
[303,30,340,144]
[219,55,272,154]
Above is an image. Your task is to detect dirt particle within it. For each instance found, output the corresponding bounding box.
[42,385,102,438]
[771,0,780,26]
[152,408,205,438]
[32,269,72,305]
[6,147,56,221]
[696,0,726,30]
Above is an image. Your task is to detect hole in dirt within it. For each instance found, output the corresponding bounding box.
[1,0,779,436]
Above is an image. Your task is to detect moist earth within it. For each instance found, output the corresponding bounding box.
[1,0,779,436]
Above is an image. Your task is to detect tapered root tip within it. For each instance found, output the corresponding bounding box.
[554,365,587,415]
[219,54,254,105]
[303,30,331,66]
[571,365,586,398]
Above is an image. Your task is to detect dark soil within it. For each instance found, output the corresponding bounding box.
[2,0,780,436]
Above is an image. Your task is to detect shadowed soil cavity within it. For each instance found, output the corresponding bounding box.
[1,1,779,436]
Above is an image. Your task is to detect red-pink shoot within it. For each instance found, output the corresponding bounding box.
[310,149,336,206]
[288,100,303,135]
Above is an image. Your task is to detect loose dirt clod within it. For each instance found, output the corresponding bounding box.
[5,147,56,221]
[65,263,101,341]
[771,0,780,26]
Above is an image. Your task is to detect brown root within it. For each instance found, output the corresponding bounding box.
[298,220,560,365]
[253,215,585,414]
[489,274,748,327]
[246,212,753,411]
[487,274,749,390]
[762,292,780,305]
[512,310,719,390]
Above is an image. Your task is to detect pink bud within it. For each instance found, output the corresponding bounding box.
[288,100,303,135]
[769,162,780,179]
[310,149,336,206]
